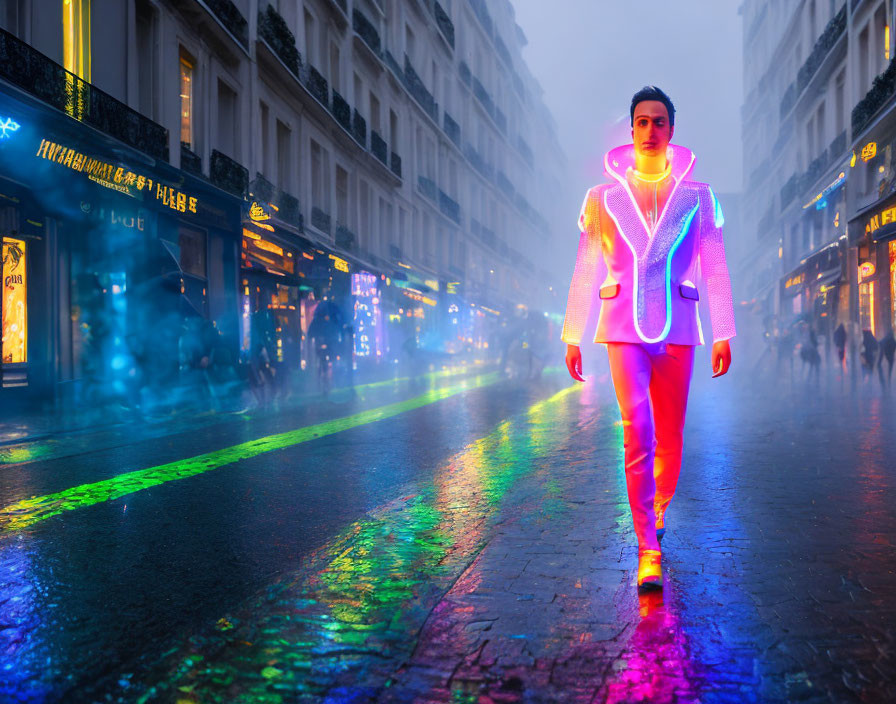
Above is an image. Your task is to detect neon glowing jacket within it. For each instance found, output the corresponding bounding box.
[561,143,736,346]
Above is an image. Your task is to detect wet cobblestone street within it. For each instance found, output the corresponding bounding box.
[1,365,895,703]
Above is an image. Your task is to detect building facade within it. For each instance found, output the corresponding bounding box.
[1,0,567,409]
[742,0,896,356]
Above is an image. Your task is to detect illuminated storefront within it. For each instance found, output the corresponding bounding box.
[851,185,896,337]
[0,85,242,402]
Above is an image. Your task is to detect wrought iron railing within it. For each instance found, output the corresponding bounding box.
[311,207,332,233]
[306,65,329,107]
[439,189,461,224]
[404,55,438,123]
[852,57,896,136]
[203,0,248,47]
[371,130,388,164]
[390,152,402,179]
[443,112,461,147]
[352,109,367,146]
[796,6,846,95]
[181,143,202,176]
[352,7,381,55]
[210,149,248,199]
[417,175,437,201]
[0,27,169,161]
[433,2,455,48]
[335,223,355,250]
[258,4,301,77]
[331,91,352,132]
[458,61,472,88]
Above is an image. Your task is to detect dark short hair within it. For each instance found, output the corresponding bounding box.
[630,86,675,127]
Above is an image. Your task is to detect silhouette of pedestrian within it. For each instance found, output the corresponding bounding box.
[861,329,879,387]
[879,330,895,390]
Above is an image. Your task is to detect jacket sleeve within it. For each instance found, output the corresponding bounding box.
[561,188,602,345]
[699,185,736,343]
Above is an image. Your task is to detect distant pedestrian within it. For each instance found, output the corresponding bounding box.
[799,324,821,384]
[880,330,896,390]
[861,329,879,386]
[833,322,847,373]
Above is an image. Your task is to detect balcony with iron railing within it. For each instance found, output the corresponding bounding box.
[439,189,461,224]
[404,55,438,123]
[433,1,455,49]
[0,26,169,161]
[352,7,381,56]
[417,175,437,201]
[200,0,249,48]
[852,56,896,137]
[258,3,301,78]
[371,131,388,165]
[210,149,248,199]
[331,91,352,132]
[443,112,461,148]
[311,207,331,234]
[352,109,366,147]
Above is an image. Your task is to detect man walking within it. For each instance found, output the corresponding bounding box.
[562,86,736,590]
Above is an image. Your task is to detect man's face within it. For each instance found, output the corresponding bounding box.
[631,100,674,157]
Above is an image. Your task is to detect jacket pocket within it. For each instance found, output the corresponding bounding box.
[599,283,620,299]
[679,284,699,301]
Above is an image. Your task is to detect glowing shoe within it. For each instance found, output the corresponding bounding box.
[637,549,663,590]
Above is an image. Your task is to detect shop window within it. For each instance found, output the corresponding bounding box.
[2,236,27,364]
[178,227,207,279]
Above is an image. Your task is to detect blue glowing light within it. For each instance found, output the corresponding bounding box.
[0,117,20,139]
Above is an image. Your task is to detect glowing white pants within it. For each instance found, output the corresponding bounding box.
[606,341,695,552]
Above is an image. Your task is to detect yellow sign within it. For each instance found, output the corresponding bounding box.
[249,202,271,221]
[35,138,199,214]
[865,203,896,236]
[859,262,875,279]
[861,142,877,162]
[329,254,349,273]
[2,237,27,364]
[785,273,805,289]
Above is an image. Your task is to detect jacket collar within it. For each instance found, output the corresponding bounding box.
[603,143,696,186]
[602,143,696,241]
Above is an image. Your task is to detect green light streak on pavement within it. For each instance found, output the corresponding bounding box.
[0,363,493,467]
[127,381,584,703]
[0,372,503,533]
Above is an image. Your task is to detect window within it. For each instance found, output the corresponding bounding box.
[136,0,156,119]
[336,166,349,226]
[860,25,870,92]
[369,92,381,133]
[259,101,269,177]
[398,207,407,256]
[330,41,341,92]
[178,227,207,279]
[354,73,363,112]
[217,79,237,158]
[63,0,90,81]
[310,139,330,213]
[304,10,316,66]
[359,179,371,246]
[276,119,291,191]
[390,109,398,152]
[835,71,845,134]
[180,51,195,149]
[406,25,415,64]
[875,4,888,71]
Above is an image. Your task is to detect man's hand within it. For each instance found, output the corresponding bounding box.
[711,339,732,378]
[565,344,585,382]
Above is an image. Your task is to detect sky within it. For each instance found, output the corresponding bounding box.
[511,0,744,198]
